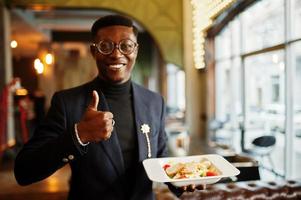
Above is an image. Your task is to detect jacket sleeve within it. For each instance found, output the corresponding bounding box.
[14,92,86,186]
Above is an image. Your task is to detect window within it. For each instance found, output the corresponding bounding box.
[215,26,232,60]
[290,0,301,40]
[166,63,186,117]
[213,0,301,179]
[242,0,284,53]
[214,18,242,149]
[271,75,280,103]
[291,42,301,178]
[215,60,231,122]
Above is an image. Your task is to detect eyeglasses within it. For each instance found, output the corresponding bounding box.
[92,39,138,55]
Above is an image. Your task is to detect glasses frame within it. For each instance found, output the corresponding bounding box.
[92,39,138,55]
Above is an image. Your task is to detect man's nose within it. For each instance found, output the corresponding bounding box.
[110,46,123,57]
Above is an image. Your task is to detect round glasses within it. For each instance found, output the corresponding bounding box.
[92,39,138,55]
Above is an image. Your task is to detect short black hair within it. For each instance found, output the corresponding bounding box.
[91,15,138,39]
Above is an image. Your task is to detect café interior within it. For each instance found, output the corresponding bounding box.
[1,0,301,199]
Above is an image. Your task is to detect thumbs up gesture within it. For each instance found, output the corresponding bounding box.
[76,90,114,143]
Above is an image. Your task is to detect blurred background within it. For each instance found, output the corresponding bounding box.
[1,0,301,199]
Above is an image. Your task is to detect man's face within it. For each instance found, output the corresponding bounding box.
[91,25,138,84]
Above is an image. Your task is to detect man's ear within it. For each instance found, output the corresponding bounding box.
[90,44,96,59]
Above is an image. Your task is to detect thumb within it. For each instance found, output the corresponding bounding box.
[89,90,99,111]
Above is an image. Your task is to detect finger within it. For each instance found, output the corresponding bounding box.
[103,133,111,140]
[196,184,206,190]
[180,186,187,192]
[104,120,114,128]
[103,112,113,119]
[187,184,196,192]
[88,90,99,111]
[104,130,112,140]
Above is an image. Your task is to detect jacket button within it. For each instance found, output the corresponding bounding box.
[68,155,74,160]
[62,158,68,163]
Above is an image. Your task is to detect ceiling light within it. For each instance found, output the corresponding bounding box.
[45,53,54,65]
[10,40,18,48]
[34,58,44,74]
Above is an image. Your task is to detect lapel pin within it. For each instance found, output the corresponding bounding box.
[141,124,151,158]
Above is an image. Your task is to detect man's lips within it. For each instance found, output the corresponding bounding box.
[108,64,126,70]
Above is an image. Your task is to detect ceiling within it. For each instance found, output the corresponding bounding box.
[8,0,183,66]
[10,8,144,57]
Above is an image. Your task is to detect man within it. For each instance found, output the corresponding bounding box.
[14,15,184,200]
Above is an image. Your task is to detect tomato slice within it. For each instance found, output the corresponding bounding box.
[163,164,171,170]
[206,171,218,176]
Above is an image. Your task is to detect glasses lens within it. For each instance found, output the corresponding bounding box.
[119,39,136,54]
[98,41,114,54]
[96,39,137,55]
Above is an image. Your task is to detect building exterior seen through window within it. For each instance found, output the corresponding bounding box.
[166,63,186,114]
[214,0,301,179]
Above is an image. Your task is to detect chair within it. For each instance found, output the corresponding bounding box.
[243,135,278,176]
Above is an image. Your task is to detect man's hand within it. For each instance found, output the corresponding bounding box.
[180,184,206,192]
[77,90,114,143]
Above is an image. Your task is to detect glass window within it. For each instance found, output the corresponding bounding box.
[214,58,242,148]
[244,50,285,176]
[232,57,243,120]
[215,59,231,122]
[292,42,301,178]
[232,17,241,57]
[271,75,280,103]
[213,0,301,179]
[215,26,231,60]
[166,63,186,112]
[290,0,301,40]
[230,57,243,151]
[242,0,285,53]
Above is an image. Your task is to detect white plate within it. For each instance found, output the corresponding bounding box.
[142,154,240,187]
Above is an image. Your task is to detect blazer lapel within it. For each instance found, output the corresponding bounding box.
[85,79,125,176]
[132,83,151,162]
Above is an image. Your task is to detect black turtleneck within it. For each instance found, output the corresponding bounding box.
[97,78,138,170]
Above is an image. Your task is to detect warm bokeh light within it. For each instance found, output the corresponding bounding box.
[15,88,28,96]
[191,0,236,69]
[10,40,18,48]
[45,53,54,65]
[34,58,44,74]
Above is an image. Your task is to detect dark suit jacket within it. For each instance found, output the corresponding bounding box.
[14,78,168,200]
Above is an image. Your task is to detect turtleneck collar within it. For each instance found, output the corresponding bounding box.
[96,77,132,96]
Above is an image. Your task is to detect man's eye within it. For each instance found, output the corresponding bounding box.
[100,43,112,51]
[121,43,132,50]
